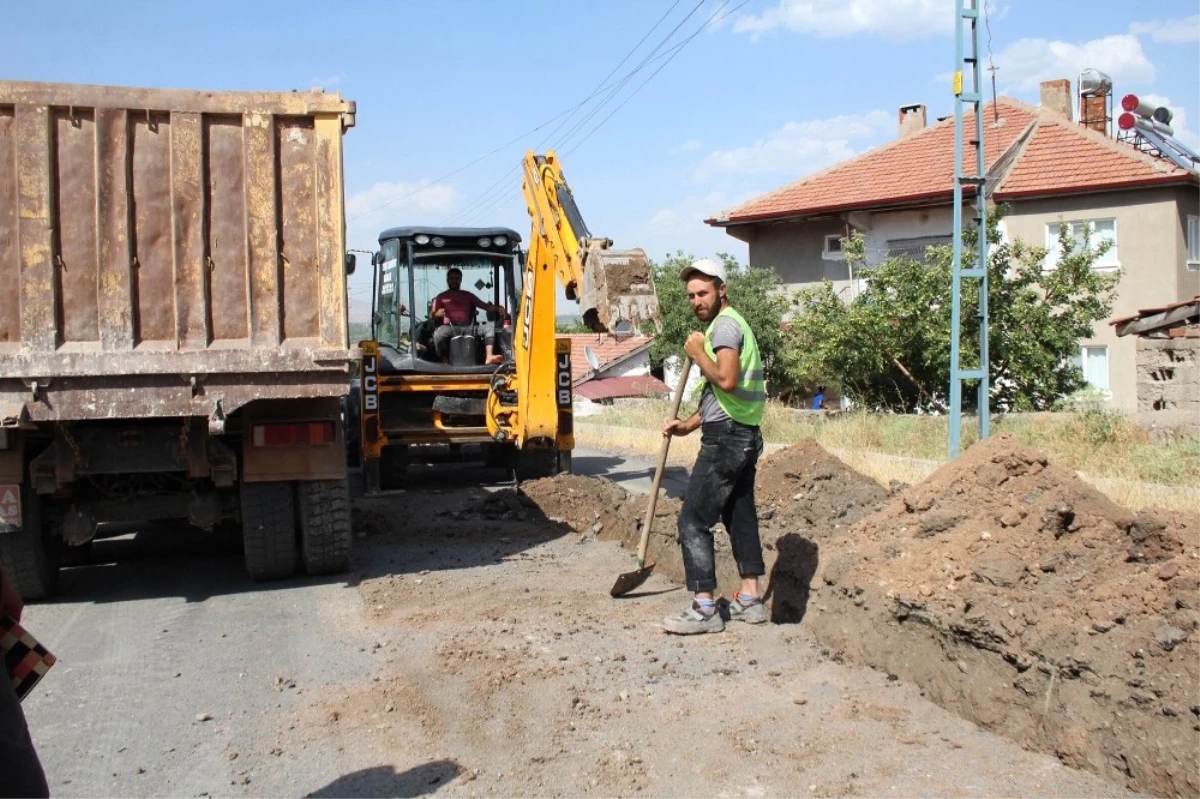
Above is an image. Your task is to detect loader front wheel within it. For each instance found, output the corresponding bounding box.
[298,479,352,575]
[240,481,297,581]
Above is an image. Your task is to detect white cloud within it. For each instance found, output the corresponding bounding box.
[1138,94,1200,151]
[1129,16,1200,44]
[993,34,1155,93]
[344,180,460,320]
[671,139,702,154]
[733,0,1006,42]
[640,192,748,263]
[693,110,892,181]
[309,74,346,89]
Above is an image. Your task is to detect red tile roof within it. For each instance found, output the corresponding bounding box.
[709,99,1038,224]
[993,117,1192,198]
[575,375,670,401]
[709,97,1196,226]
[565,334,653,384]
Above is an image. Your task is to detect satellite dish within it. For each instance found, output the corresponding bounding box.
[584,345,601,372]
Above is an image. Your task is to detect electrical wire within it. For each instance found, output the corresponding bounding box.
[563,0,749,157]
[452,0,744,226]
[355,0,693,224]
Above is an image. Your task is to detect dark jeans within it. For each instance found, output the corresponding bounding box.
[0,675,48,799]
[432,323,495,358]
[677,420,765,594]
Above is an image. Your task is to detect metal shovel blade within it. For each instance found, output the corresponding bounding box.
[610,563,655,598]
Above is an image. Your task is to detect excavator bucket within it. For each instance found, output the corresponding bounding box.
[578,243,661,336]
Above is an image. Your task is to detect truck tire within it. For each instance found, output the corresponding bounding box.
[240,481,297,581]
[0,489,58,600]
[297,479,351,575]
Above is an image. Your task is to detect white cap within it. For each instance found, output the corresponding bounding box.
[679,258,727,284]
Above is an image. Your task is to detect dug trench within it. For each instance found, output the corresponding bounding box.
[492,436,1199,799]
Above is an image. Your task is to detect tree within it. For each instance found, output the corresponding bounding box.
[555,318,592,334]
[781,211,1121,413]
[648,252,793,391]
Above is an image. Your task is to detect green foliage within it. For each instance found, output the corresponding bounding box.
[781,211,1121,413]
[648,252,792,390]
[555,318,593,334]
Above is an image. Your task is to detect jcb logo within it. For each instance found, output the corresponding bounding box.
[362,355,379,412]
[556,352,571,408]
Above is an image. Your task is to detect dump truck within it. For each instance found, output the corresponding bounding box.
[0,80,358,598]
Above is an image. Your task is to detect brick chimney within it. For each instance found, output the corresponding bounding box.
[1080,94,1108,134]
[898,103,927,139]
[1040,79,1073,121]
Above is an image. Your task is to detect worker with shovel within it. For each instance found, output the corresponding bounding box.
[660,258,767,635]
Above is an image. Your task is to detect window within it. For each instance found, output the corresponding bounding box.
[822,234,844,260]
[1044,219,1118,270]
[1187,215,1199,270]
[1072,345,1109,393]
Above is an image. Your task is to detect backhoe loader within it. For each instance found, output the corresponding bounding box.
[355,151,660,493]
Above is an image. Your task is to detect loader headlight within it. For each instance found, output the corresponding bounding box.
[477,237,492,247]
[492,235,508,247]
[431,236,445,247]
[415,234,431,245]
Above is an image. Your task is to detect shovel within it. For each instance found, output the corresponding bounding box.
[610,357,693,598]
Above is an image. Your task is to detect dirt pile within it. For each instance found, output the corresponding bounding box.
[755,438,891,535]
[800,433,1199,798]
[485,442,893,599]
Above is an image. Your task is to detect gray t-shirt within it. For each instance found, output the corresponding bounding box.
[698,316,744,424]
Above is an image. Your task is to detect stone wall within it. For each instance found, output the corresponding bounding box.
[1137,334,1199,411]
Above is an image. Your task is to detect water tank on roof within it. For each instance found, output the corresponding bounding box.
[1079,68,1113,97]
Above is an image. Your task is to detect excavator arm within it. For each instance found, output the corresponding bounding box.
[486,150,660,464]
[521,151,660,335]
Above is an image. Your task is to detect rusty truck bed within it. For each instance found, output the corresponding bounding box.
[0,80,356,423]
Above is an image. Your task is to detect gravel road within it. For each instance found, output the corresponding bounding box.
[17,451,1131,798]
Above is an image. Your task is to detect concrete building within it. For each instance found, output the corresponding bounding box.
[1111,296,1199,439]
[706,79,1200,412]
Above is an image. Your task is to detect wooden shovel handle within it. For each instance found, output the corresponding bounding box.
[637,357,693,565]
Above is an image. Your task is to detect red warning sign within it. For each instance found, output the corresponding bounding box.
[0,485,20,528]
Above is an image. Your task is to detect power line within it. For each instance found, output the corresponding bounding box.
[549,0,708,154]
[564,0,748,157]
[447,1,721,227]
[442,1,699,227]
[354,0,693,224]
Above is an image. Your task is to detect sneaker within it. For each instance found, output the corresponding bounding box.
[727,594,768,624]
[661,601,725,635]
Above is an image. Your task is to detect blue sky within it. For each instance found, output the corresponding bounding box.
[4,0,1197,320]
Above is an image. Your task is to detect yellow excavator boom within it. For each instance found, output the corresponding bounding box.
[486,151,661,460]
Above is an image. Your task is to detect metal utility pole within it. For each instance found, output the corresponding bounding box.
[949,0,991,458]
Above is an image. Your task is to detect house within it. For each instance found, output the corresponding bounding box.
[565,334,669,412]
[706,79,1200,413]
[1110,296,1199,438]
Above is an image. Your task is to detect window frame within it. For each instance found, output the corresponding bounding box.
[1187,215,1199,271]
[1044,218,1119,272]
[1076,344,1111,395]
[822,233,844,260]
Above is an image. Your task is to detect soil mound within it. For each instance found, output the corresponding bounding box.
[755,439,890,536]
[801,433,1199,798]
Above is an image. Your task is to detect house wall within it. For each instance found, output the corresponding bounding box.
[743,207,955,301]
[1174,192,1200,300]
[597,351,651,379]
[1002,185,1200,412]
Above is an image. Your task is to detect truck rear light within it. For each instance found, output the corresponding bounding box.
[251,422,336,448]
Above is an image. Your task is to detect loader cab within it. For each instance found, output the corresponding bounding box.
[371,227,523,374]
